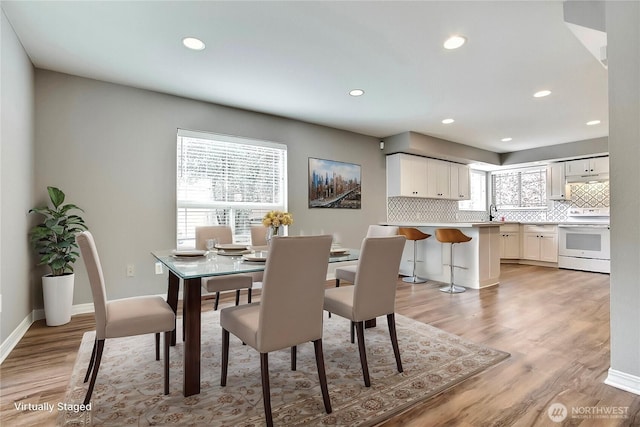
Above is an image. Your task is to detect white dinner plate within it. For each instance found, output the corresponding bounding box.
[217,249,252,256]
[330,248,349,255]
[242,253,267,263]
[172,249,208,257]
[215,244,249,250]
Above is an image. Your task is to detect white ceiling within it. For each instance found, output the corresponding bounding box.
[2,0,608,154]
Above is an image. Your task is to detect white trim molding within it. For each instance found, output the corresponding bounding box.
[0,312,34,365]
[605,368,640,395]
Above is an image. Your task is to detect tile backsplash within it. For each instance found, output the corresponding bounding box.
[387,182,609,223]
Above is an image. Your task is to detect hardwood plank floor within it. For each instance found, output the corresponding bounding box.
[1,265,639,426]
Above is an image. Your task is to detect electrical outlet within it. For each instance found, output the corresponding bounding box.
[155,262,163,275]
[126,264,135,277]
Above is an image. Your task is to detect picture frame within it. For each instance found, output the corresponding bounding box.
[308,157,361,209]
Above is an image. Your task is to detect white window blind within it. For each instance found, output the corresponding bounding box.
[491,166,547,209]
[177,129,287,248]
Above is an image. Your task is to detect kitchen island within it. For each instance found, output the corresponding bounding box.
[384,222,501,289]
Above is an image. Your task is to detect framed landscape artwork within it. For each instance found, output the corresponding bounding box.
[308,157,361,209]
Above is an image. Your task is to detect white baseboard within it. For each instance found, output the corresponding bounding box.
[605,368,640,395]
[0,298,157,365]
[0,312,34,364]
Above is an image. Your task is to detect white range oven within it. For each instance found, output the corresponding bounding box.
[558,208,610,273]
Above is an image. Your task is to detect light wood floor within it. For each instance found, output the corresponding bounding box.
[1,264,638,426]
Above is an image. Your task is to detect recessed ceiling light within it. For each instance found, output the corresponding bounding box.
[349,89,364,97]
[586,120,601,126]
[533,90,551,98]
[182,37,205,50]
[501,137,513,142]
[443,35,467,50]
[442,118,455,124]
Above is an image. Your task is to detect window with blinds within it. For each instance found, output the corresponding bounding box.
[491,166,547,209]
[177,129,287,248]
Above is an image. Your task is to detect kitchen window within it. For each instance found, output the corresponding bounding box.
[176,129,288,248]
[459,169,487,211]
[491,166,547,209]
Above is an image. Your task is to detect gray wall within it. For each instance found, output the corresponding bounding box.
[0,10,35,345]
[33,70,385,307]
[607,1,640,381]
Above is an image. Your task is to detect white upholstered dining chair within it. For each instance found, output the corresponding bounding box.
[220,235,333,427]
[324,235,406,387]
[195,226,253,309]
[76,231,175,405]
[334,225,399,287]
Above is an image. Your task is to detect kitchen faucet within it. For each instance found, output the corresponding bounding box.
[489,204,498,221]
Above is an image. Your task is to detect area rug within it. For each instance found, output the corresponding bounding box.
[58,311,509,426]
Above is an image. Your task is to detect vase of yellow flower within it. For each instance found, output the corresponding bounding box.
[262,210,293,246]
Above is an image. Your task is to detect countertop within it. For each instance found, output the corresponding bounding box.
[384,222,501,228]
[383,221,610,227]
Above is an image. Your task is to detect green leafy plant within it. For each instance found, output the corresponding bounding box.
[29,186,88,276]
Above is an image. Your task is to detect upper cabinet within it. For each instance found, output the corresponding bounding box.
[386,153,428,197]
[426,158,451,199]
[565,156,609,177]
[547,162,567,200]
[386,153,470,200]
[450,163,470,200]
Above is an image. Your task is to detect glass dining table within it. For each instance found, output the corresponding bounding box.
[151,246,360,397]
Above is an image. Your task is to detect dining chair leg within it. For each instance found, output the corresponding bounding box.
[313,339,332,414]
[214,292,220,310]
[84,339,97,383]
[164,331,170,395]
[84,339,105,405]
[350,321,355,344]
[387,313,403,373]
[291,346,297,371]
[155,332,160,361]
[260,353,274,427]
[355,321,371,387]
[235,290,240,306]
[221,328,230,386]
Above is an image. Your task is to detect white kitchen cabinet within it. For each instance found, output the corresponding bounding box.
[426,158,450,199]
[499,223,520,259]
[450,163,470,200]
[522,224,558,262]
[547,162,568,200]
[386,153,428,197]
[387,153,469,200]
[565,156,609,177]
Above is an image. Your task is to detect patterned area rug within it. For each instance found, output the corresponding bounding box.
[59,311,509,426]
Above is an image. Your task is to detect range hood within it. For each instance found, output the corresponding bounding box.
[566,172,609,183]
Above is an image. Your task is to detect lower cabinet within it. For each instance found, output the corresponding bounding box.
[522,225,558,262]
[499,224,520,259]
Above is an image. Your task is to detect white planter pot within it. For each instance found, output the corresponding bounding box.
[42,273,74,326]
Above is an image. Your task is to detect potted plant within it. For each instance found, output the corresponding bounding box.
[29,186,88,326]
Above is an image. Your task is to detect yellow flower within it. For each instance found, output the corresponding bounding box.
[263,210,293,227]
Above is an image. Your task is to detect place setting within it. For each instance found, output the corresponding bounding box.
[215,243,251,256]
